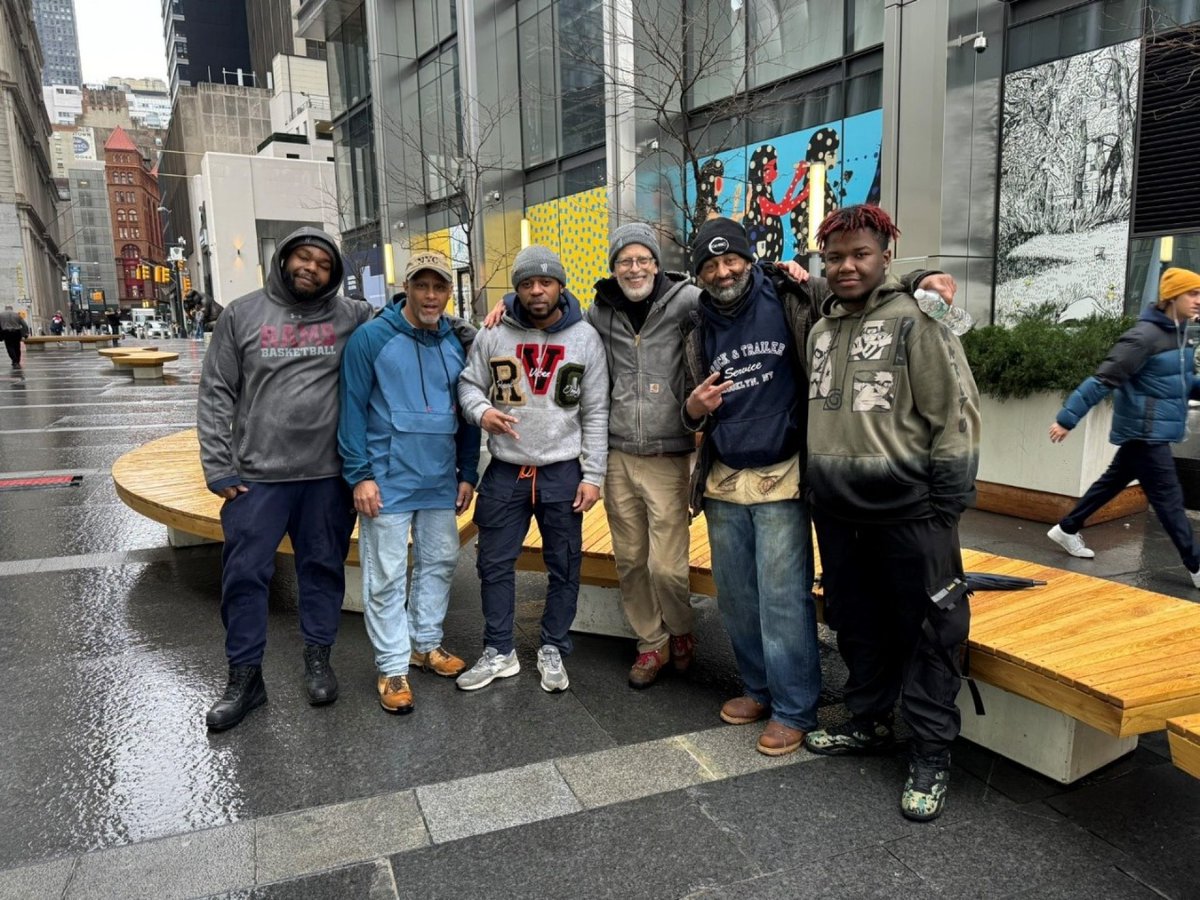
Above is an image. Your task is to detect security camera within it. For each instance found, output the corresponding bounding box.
[973,34,987,53]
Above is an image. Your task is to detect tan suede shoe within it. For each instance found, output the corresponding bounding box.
[757,721,805,756]
[628,646,670,689]
[720,695,769,725]
[378,674,414,715]
[410,646,467,677]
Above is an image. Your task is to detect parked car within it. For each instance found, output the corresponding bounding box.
[142,319,171,339]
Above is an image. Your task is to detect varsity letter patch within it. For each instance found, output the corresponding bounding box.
[489,357,527,406]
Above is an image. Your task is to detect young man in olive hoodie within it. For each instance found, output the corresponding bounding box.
[198,227,372,731]
[803,205,980,822]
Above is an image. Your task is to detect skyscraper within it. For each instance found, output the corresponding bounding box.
[163,0,253,101]
[31,0,82,86]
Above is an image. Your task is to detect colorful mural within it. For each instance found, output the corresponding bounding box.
[526,186,610,304]
[682,108,884,262]
[996,41,1140,322]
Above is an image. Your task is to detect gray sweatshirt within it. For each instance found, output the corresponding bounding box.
[197,227,372,490]
[457,289,610,485]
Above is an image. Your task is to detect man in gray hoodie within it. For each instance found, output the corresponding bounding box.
[456,245,609,694]
[198,227,372,731]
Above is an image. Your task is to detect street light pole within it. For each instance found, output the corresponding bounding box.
[168,237,187,337]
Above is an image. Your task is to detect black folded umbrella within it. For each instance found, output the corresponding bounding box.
[965,572,1047,592]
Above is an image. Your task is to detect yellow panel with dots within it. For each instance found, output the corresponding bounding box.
[526,186,609,308]
[410,229,453,258]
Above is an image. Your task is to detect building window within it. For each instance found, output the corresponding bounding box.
[334,106,379,231]
[418,46,463,199]
[518,0,605,167]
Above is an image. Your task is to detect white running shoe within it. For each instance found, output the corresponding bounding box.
[1190,568,1200,589]
[536,645,569,693]
[1047,524,1095,559]
[456,647,520,691]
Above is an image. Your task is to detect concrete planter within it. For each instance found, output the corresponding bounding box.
[975,392,1145,524]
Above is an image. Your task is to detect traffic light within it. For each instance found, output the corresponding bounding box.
[154,265,169,284]
[136,264,149,281]
[90,290,104,303]
[182,276,192,293]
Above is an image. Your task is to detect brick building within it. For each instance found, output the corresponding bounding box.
[103,127,163,310]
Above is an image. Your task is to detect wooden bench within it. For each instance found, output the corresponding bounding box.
[518,504,1200,783]
[25,334,122,351]
[1167,714,1200,779]
[111,350,179,379]
[112,429,477,612]
[98,345,157,358]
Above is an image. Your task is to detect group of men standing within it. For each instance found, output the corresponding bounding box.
[196,206,980,822]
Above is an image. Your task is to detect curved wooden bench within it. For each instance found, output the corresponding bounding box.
[1167,714,1200,779]
[99,345,157,358]
[112,429,478,609]
[115,351,179,379]
[519,506,1200,782]
[25,334,122,351]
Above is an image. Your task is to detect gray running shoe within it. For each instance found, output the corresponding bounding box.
[456,647,520,691]
[536,645,569,693]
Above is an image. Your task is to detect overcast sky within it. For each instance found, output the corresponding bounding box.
[76,0,169,84]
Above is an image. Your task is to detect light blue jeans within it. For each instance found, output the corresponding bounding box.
[359,507,459,676]
[705,498,821,732]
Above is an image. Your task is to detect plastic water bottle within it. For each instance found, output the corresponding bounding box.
[914,289,973,336]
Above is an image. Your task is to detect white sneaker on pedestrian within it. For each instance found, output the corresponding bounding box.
[1190,568,1200,589]
[536,645,569,693]
[455,647,520,691]
[1047,524,1094,559]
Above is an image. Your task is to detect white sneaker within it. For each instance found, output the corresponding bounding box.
[1190,568,1200,589]
[536,645,569,693]
[1047,524,1094,559]
[455,647,520,691]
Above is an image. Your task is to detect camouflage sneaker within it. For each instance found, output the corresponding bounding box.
[900,753,951,822]
[804,718,894,756]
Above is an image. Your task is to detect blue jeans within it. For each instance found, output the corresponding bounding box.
[705,498,820,732]
[358,507,459,676]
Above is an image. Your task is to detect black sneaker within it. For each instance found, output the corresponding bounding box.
[804,718,894,756]
[303,644,338,705]
[206,664,267,731]
[900,752,951,821]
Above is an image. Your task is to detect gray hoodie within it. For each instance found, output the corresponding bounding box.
[197,226,372,491]
[458,288,610,485]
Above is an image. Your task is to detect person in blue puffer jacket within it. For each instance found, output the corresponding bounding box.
[1047,267,1200,587]
[339,250,481,715]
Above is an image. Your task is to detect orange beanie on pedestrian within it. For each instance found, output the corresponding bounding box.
[1159,267,1200,301]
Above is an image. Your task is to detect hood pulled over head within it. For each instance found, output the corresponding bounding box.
[267,227,346,307]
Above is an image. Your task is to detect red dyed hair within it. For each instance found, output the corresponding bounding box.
[814,204,901,250]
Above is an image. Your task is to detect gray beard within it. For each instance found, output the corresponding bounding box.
[707,269,752,308]
[622,280,655,302]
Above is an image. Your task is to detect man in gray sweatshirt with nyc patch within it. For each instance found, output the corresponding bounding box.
[455,245,609,694]
[198,227,372,731]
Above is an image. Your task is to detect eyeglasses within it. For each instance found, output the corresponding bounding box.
[615,256,655,271]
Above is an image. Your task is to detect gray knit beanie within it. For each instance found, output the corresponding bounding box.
[608,222,661,271]
[511,245,567,289]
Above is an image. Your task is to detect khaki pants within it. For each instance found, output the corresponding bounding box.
[604,449,694,652]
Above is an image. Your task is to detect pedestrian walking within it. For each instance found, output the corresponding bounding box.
[0,306,29,369]
[1047,267,1200,587]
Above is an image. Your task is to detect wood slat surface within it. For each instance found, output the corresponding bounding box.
[112,429,476,566]
[115,429,1200,738]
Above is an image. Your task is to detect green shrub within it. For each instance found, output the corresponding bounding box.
[961,308,1135,401]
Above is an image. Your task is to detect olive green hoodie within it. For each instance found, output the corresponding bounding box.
[805,275,980,523]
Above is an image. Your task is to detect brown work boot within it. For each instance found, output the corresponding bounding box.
[410,646,467,677]
[669,633,696,673]
[378,674,414,714]
[720,695,769,725]
[628,646,670,689]
[757,720,805,756]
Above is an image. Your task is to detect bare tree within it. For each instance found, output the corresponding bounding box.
[564,0,826,251]
[377,91,524,320]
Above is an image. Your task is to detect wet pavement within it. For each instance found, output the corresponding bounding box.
[0,339,1197,899]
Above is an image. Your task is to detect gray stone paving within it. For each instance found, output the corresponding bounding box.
[0,339,1197,898]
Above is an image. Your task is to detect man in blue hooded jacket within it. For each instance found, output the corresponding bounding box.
[1048,266,1200,587]
[339,251,481,715]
